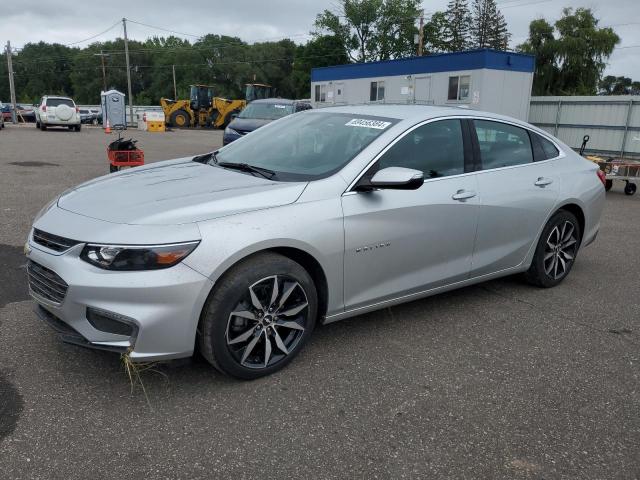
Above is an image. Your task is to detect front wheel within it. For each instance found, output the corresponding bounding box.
[198,252,317,379]
[525,210,581,288]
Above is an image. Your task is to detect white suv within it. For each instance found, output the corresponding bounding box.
[36,96,81,131]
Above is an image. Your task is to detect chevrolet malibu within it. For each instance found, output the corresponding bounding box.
[26,105,605,379]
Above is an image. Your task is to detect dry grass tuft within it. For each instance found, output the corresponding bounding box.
[121,349,168,408]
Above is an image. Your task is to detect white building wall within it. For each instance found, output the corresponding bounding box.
[311,68,533,121]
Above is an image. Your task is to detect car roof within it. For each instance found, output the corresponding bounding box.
[308,104,532,129]
[44,96,74,100]
[250,98,303,105]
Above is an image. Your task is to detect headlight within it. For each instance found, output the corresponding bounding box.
[80,241,199,271]
[225,127,238,136]
[33,197,58,222]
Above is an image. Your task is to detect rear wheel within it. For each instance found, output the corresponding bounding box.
[40,123,47,131]
[605,179,613,191]
[198,252,317,379]
[624,182,637,196]
[169,109,190,128]
[525,210,581,288]
[75,124,81,132]
[109,165,119,173]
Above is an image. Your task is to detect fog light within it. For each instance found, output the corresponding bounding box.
[86,308,137,336]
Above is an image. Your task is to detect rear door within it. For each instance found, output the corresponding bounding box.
[469,118,560,277]
[342,118,480,310]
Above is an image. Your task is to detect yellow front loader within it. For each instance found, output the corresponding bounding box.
[160,83,276,129]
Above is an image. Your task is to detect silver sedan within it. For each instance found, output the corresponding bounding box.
[26,105,605,379]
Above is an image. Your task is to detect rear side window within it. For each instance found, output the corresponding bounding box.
[46,98,74,108]
[474,120,533,169]
[377,119,465,179]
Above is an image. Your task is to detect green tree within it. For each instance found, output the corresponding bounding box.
[291,35,349,98]
[444,0,472,51]
[518,8,620,95]
[314,0,420,62]
[599,75,640,95]
[423,12,450,53]
[455,0,511,50]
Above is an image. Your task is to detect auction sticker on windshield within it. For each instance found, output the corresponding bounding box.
[345,118,392,129]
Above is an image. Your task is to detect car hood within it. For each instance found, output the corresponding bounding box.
[57,158,307,225]
[228,117,273,132]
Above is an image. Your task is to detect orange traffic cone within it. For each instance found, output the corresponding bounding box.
[105,119,111,134]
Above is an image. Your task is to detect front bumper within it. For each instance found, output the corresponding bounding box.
[26,233,214,362]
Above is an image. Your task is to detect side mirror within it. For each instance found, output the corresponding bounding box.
[356,167,424,191]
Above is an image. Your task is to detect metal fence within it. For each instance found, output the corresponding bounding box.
[529,96,640,159]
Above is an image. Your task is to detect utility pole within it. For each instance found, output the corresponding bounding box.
[94,51,109,92]
[122,18,134,128]
[417,10,425,56]
[172,65,177,99]
[5,41,17,123]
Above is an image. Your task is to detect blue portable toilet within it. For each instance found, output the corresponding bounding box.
[101,90,126,129]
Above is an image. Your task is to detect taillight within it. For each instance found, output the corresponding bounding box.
[596,169,607,187]
[76,107,79,113]
[42,105,46,112]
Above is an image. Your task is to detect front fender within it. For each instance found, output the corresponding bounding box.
[184,198,345,317]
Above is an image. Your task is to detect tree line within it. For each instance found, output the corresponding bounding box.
[0,1,630,105]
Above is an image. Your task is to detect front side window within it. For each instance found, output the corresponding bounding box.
[370,81,385,102]
[376,119,465,179]
[448,75,471,101]
[216,112,398,181]
[474,120,533,169]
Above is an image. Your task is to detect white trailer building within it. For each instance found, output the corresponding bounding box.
[310,49,535,121]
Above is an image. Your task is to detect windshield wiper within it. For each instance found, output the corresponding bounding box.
[216,161,276,179]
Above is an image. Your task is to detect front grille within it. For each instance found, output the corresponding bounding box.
[33,228,80,252]
[27,261,68,305]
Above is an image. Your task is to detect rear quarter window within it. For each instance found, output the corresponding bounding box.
[530,132,560,161]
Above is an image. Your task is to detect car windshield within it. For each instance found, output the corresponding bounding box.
[46,98,74,107]
[238,102,294,120]
[214,112,398,181]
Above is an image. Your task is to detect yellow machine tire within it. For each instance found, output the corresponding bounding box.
[170,109,190,128]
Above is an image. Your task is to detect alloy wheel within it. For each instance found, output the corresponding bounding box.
[544,220,578,280]
[225,275,309,369]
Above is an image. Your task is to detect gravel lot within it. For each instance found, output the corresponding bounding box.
[0,123,638,479]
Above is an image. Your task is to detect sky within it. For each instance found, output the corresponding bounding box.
[2,0,639,80]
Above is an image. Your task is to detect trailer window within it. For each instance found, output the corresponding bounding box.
[448,75,470,101]
[370,81,385,102]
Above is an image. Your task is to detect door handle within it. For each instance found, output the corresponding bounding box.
[534,177,553,187]
[452,190,477,201]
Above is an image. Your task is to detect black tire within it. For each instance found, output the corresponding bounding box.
[40,123,47,131]
[109,165,119,173]
[76,124,81,132]
[624,182,637,196]
[222,109,241,129]
[605,179,613,192]
[35,121,40,129]
[68,126,74,131]
[169,109,190,128]
[198,252,317,380]
[525,210,581,288]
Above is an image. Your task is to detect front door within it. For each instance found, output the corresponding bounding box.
[414,76,432,104]
[342,119,479,310]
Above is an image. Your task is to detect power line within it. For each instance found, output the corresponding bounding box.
[65,21,121,46]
